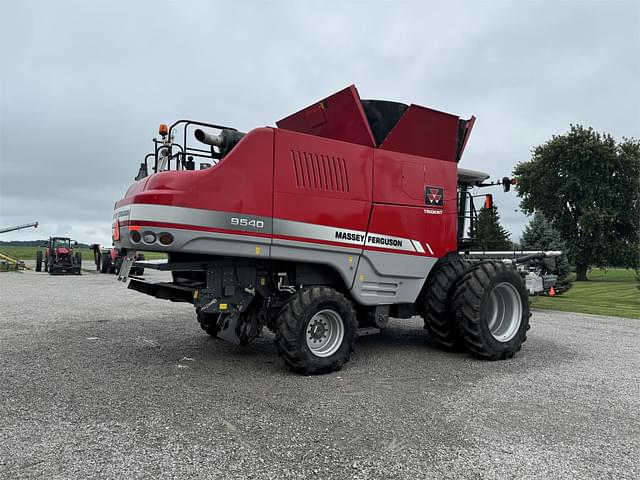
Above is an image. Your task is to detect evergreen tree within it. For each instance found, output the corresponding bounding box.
[521,212,572,289]
[473,204,512,251]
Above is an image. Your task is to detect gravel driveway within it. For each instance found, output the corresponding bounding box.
[1,268,638,479]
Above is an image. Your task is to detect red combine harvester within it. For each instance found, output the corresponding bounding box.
[113,86,529,374]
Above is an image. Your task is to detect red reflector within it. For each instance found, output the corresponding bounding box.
[112,220,120,241]
[549,286,556,297]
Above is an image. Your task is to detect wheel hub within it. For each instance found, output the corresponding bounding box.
[310,322,326,340]
[487,282,523,342]
[305,309,345,358]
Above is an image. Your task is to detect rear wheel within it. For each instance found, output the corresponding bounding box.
[275,287,357,375]
[452,261,530,360]
[423,258,471,350]
[100,252,111,273]
[35,251,42,272]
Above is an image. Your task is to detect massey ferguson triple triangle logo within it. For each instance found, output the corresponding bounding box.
[425,186,444,207]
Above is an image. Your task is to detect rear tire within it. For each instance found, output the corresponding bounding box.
[452,261,530,360]
[423,258,471,350]
[275,287,357,375]
[100,252,110,273]
[35,251,42,272]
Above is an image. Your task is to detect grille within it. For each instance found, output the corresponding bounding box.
[291,150,350,193]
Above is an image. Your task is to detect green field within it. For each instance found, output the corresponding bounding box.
[531,268,639,319]
[0,246,166,262]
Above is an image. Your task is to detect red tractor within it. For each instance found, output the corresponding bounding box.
[90,244,145,275]
[36,237,81,275]
[113,86,529,375]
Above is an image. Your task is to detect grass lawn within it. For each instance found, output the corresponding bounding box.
[0,246,166,262]
[531,268,639,319]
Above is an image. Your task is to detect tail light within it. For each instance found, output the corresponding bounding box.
[112,220,120,241]
[158,233,174,245]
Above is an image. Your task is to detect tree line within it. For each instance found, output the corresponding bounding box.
[474,125,639,282]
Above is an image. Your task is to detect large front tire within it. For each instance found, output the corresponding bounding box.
[275,287,357,375]
[452,261,530,360]
[423,258,471,350]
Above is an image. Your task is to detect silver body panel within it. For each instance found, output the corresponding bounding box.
[114,203,438,305]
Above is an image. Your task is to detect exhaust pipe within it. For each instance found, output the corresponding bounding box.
[194,128,224,147]
[194,128,245,148]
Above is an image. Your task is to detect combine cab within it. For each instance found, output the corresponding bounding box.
[113,85,530,374]
[36,237,81,275]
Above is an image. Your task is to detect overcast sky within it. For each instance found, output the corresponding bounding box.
[1,0,638,245]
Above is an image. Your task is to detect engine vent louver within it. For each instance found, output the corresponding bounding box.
[291,150,350,193]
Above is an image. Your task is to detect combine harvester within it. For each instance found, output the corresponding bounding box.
[112,85,533,374]
[0,222,38,271]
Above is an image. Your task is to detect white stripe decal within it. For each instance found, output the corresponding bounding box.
[411,240,425,254]
[116,203,434,256]
[425,243,434,255]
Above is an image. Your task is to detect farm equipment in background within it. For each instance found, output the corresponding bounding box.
[90,244,145,275]
[112,85,531,375]
[0,222,39,271]
[0,251,27,271]
[0,221,39,234]
[35,237,81,275]
[462,251,565,295]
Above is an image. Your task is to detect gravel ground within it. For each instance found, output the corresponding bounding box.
[1,268,639,479]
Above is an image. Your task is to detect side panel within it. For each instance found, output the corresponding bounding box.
[276,85,376,148]
[115,204,272,258]
[353,252,437,305]
[379,104,460,162]
[372,148,459,210]
[116,128,275,218]
[272,129,374,289]
[114,128,274,258]
[352,204,442,305]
